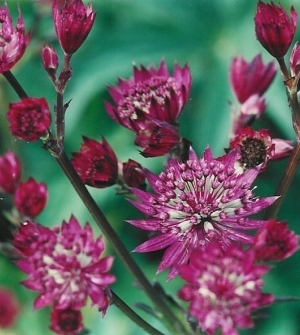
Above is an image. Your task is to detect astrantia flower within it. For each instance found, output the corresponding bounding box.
[230,55,276,104]
[7,97,51,142]
[255,1,297,59]
[71,136,118,188]
[253,219,299,261]
[0,6,29,73]
[178,242,274,335]
[128,147,277,280]
[0,287,20,328]
[14,216,115,312]
[105,60,191,131]
[52,0,96,55]
[0,151,21,194]
[50,305,83,335]
[14,177,48,218]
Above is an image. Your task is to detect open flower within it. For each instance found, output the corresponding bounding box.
[128,147,277,280]
[14,216,115,313]
[0,6,29,73]
[255,1,297,59]
[178,242,274,335]
[0,151,21,194]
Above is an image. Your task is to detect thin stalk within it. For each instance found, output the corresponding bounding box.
[111,292,167,335]
[2,71,28,99]
[56,91,64,151]
[54,151,190,335]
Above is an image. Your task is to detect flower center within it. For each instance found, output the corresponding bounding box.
[240,137,267,168]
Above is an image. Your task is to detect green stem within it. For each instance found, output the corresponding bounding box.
[56,91,64,151]
[111,292,167,335]
[2,71,28,99]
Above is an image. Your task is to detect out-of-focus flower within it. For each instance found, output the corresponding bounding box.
[255,1,297,59]
[0,151,21,194]
[230,94,266,138]
[105,60,191,131]
[14,177,48,218]
[52,0,96,55]
[128,147,277,280]
[50,305,83,335]
[178,242,274,335]
[253,219,299,261]
[14,216,115,313]
[0,287,20,328]
[135,118,181,157]
[42,45,59,82]
[122,159,146,190]
[0,6,29,73]
[71,136,118,188]
[7,97,51,142]
[230,55,276,104]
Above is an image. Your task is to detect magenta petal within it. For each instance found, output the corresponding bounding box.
[134,233,176,252]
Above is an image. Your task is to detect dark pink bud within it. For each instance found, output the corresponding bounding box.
[230,55,276,104]
[50,305,83,335]
[0,6,30,73]
[0,151,21,194]
[253,219,299,261]
[52,0,96,55]
[71,136,118,188]
[42,45,59,81]
[7,97,51,142]
[255,1,298,59]
[123,159,146,190]
[0,288,20,328]
[14,178,48,218]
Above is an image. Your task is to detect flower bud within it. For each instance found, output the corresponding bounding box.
[0,151,21,194]
[0,288,20,328]
[123,159,146,190]
[42,45,59,82]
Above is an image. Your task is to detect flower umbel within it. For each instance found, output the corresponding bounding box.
[14,216,116,312]
[128,147,277,280]
[178,242,274,335]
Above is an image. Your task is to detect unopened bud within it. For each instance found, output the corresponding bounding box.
[42,45,59,82]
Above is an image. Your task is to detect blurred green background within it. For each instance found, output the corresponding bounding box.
[0,0,300,334]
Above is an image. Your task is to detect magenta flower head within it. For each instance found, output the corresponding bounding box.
[230,55,276,104]
[105,60,191,131]
[71,136,119,188]
[0,6,30,73]
[0,287,20,328]
[14,177,48,218]
[14,216,115,313]
[123,159,146,190]
[7,97,51,142]
[253,219,299,261]
[255,1,298,59]
[128,147,278,280]
[0,151,21,194]
[52,0,96,55]
[50,304,83,335]
[178,242,274,335]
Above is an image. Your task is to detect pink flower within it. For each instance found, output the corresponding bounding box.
[178,242,274,335]
[14,177,48,218]
[105,60,191,131]
[230,55,276,104]
[128,147,278,280]
[290,42,300,77]
[255,1,297,59]
[71,136,118,188]
[272,138,294,159]
[0,287,20,328]
[0,151,21,194]
[0,6,29,73]
[122,159,146,190]
[14,216,116,312]
[253,219,299,261]
[42,45,59,82]
[7,97,51,142]
[52,0,96,55]
[50,305,83,335]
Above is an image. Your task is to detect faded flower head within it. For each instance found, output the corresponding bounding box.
[14,177,48,218]
[178,242,274,335]
[0,287,20,328]
[253,219,299,261]
[105,60,191,131]
[128,147,277,280]
[7,97,51,142]
[52,0,96,55]
[0,151,21,194]
[0,6,30,73]
[50,304,83,335]
[230,55,276,104]
[14,216,115,313]
[71,136,118,188]
[255,1,297,59]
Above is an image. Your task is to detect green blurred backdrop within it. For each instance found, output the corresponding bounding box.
[0,0,300,334]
